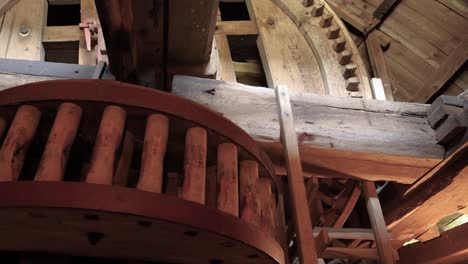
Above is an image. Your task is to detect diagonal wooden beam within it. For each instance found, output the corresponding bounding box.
[276,84,318,264]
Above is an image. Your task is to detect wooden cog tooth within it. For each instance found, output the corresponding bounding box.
[333,37,346,52]
[35,102,82,182]
[319,13,333,28]
[327,25,340,39]
[217,143,239,216]
[138,114,170,193]
[182,127,207,204]
[86,105,126,185]
[257,177,276,235]
[342,64,358,79]
[0,105,41,182]
[312,3,324,16]
[346,77,360,91]
[302,0,314,7]
[339,50,353,65]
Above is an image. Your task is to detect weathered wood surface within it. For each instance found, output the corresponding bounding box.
[276,85,318,263]
[0,73,62,91]
[385,142,468,245]
[398,222,468,264]
[172,76,444,183]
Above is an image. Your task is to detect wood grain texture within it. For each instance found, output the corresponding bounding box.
[385,142,468,245]
[272,0,373,98]
[275,85,318,264]
[182,127,207,204]
[173,76,444,183]
[217,143,239,216]
[246,0,326,94]
[0,0,47,60]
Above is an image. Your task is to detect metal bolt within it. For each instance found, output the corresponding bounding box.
[19,25,30,37]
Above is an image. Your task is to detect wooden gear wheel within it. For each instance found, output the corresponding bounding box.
[0,80,285,264]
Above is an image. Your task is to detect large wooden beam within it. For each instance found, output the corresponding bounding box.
[167,0,219,65]
[398,222,468,264]
[384,142,468,245]
[172,76,444,183]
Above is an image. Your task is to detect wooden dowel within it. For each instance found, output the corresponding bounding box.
[0,105,41,181]
[137,114,169,192]
[86,105,126,185]
[182,127,207,204]
[114,131,135,186]
[217,143,238,216]
[257,177,276,235]
[240,160,260,226]
[35,103,82,181]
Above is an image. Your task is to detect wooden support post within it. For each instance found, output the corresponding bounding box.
[138,114,169,193]
[182,127,207,204]
[362,181,395,264]
[217,143,238,216]
[215,10,236,82]
[275,85,318,264]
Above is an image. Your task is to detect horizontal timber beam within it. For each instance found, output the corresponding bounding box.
[172,76,445,183]
[215,21,259,35]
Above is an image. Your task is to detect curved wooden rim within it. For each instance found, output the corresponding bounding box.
[0,79,281,194]
[0,181,285,263]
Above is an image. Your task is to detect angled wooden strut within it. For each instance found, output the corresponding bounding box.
[275,85,318,264]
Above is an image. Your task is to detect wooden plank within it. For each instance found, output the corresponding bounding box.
[167,0,219,65]
[398,222,468,264]
[385,142,468,245]
[385,55,425,102]
[215,11,236,82]
[416,37,468,102]
[0,73,62,91]
[313,227,385,240]
[216,20,259,35]
[172,76,444,183]
[362,181,394,263]
[275,84,318,264]
[43,26,80,42]
[438,0,468,19]
[373,0,399,19]
[0,0,18,16]
[325,0,376,33]
[0,0,47,60]
[366,30,394,101]
[246,0,326,94]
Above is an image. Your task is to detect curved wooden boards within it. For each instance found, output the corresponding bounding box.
[0,182,284,264]
[250,0,372,98]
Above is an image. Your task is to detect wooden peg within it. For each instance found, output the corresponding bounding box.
[35,103,82,181]
[312,3,324,16]
[86,105,126,185]
[240,160,260,227]
[327,25,340,39]
[319,13,333,28]
[217,143,239,216]
[346,77,360,91]
[342,64,357,79]
[333,37,346,52]
[138,114,169,193]
[0,105,41,181]
[339,50,352,65]
[182,127,207,204]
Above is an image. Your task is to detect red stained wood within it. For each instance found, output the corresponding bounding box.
[217,143,239,216]
[35,103,82,181]
[182,127,207,204]
[86,105,126,185]
[0,105,41,181]
[138,114,169,193]
[240,160,261,227]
